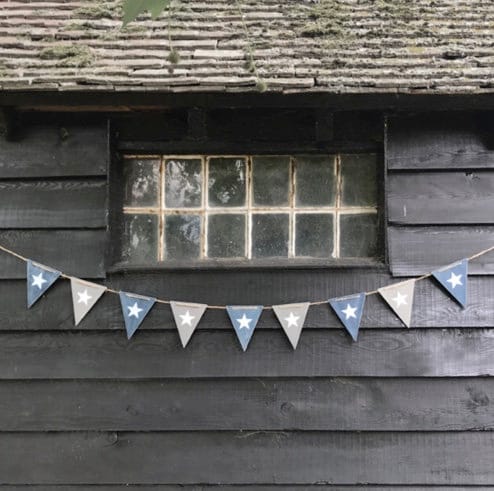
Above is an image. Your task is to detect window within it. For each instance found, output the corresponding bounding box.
[118,154,380,266]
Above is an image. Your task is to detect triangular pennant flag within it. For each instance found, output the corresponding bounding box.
[328,293,366,341]
[70,278,107,326]
[226,305,263,351]
[27,260,61,308]
[432,258,468,308]
[272,302,310,349]
[378,280,415,328]
[119,291,156,339]
[170,301,207,347]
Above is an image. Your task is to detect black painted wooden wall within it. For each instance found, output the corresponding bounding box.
[0,107,493,488]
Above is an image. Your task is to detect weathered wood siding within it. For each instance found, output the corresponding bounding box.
[0,108,493,488]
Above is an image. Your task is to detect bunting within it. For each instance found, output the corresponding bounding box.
[328,293,366,341]
[273,302,310,349]
[378,280,416,328]
[70,278,107,326]
[170,301,207,347]
[27,260,61,308]
[0,241,490,350]
[119,291,156,339]
[432,259,468,308]
[226,305,263,351]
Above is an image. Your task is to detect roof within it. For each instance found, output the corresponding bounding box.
[1,0,494,95]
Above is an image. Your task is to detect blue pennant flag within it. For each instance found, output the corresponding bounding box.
[226,305,263,351]
[328,293,366,341]
[432,258,468,308]
[119,291,156,339]
[27,260,61,308]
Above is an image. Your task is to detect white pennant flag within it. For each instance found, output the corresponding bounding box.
[170,301,207,347]
[378,280,416,328]
[70,278,107,326]
[273,302,310,349]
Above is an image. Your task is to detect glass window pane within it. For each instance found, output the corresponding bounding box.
[164,214,202,260]
[339,213,378,258]
[295,155,336,207]
[164,158,202,208]
[252,214,289,258]
[252,156,290,206]
[208,214,245,258]
[123,159,160,207]
[208,158,246,207]
[340,154,378,207]
[295,213,334,258]
[120,214,158,263]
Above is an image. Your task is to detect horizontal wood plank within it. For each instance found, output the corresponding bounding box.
[0,488,490,491]
[0,124,107,178]
[1,274,494,330]
[0,179,107,228]
[387,112,494,170]
[388,171,494,225]
[0,329,492,379]
[1,378,492,431]
[0,431,493,484]
[0,230,106,279]
[388,226,494,276]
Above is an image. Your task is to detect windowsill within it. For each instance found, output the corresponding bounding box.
[108,257,386,273]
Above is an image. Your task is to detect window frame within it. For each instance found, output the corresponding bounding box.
[109,149,386,273]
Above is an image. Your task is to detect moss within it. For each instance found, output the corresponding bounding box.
[63,22,93,31]
[255,78,268,93]
[0,60,8,79]
[74,1,121,20]
[39,45,94,67]
[298,0,345,39]
[167,48,180,65]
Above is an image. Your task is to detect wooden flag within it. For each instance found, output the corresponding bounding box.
[70,278,107,326]
[170,301,207,347]
[272,302,310,349]
[119,291,156,339]
[329,293,366,341]
[27,260,61,308]
[432,258,468,308]
[226,305,263,351]
[378,280,416,328]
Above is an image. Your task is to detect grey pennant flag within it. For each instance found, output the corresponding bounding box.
[378,279,416,328]
[170,301,207,347]
[273,302,310,349]
[70,278,107,326]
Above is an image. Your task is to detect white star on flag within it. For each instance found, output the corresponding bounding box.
[237,313,253,330]
[77,289,92,306]
[32,272,47,290]
[341,303,357,320]
[179,310,195,327]
[392,291,408,307]
[127,302,143,319]
[284,312,300,328]
[446,272,462,289]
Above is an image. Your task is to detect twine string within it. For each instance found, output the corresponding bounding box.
[1,242,493,311]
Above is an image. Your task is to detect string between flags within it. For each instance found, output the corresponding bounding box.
[1,241,494,347]
[2,242,494,309]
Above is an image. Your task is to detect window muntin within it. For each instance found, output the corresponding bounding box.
[120,154,379,264]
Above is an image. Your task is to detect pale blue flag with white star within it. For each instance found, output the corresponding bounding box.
[432,258,468,308]
[226,305,263,351]
[328,293,366,341]
[119,291,156,339]
[27,260,61,308]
